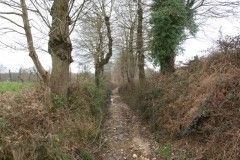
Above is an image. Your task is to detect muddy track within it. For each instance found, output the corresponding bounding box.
[98,89,161,160]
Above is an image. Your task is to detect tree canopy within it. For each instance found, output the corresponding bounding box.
[151,0,197,73]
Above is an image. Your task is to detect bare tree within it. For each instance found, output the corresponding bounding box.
[114,0,138,84]
[0,0,88,99]
[20,0,49,84]
[77,0,113,87]
[111,0,150,85]
[192,0,240,18]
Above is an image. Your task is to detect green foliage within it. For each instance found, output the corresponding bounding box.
[0,118,8,128]
[76,149,94,160]
[151,0,197,68]
[158,143,172,159]
[0,118,10,131]
[87,82,110,116]
[53,95,68,108]
[0,82,32,93]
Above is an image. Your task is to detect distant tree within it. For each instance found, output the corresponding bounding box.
[18,68,24,83]
[0,65,7,80]
[114,0,138,84]
[9,70,12,82]
[77,0,113,87]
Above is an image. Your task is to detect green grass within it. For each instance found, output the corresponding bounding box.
[0,82,33,93]
[158,143,173,159]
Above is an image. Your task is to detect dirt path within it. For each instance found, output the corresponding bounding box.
[98,89,161,160]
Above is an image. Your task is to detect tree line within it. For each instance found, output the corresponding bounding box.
[0,0,239,104]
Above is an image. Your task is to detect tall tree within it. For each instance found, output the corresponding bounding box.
[77,0,113,87]
[137,0,145,85]
[151,0,197,74]
[0,0,87,100]
[94,14,113,87]
[48,0,73,96]
[114,0,138,84]
[151,0,240,74]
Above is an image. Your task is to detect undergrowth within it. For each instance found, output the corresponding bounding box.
[0,77,110,160]
[119,35,240,159]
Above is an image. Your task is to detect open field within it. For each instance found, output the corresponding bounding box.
[0,82,33,93]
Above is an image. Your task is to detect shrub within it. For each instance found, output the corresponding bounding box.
[0,77,110,159]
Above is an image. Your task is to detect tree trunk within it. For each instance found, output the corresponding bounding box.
[160,55,175,74]
[29,70,32,81]
[50,54,70,96]
[49,0,73,97]
[137,0,145,86]
[95,63,105,87]
[95,67,101,87]
[94,15,112,87]
[20,0,49,84]
[129,24,136,83]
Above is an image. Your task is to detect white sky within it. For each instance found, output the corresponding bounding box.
[0,2,240,73]
[176,16,240,64]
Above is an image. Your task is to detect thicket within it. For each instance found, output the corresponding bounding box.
[119,35,240,159]
[0,76,111,159]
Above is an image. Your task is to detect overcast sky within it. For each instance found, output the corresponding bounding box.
[0,2,240,73]
[177,16,240,63]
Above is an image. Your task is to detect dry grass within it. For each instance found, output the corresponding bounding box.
[119,36,240,159]
[0,78,110,160]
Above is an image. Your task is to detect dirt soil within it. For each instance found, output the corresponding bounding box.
[98,88,161,160]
